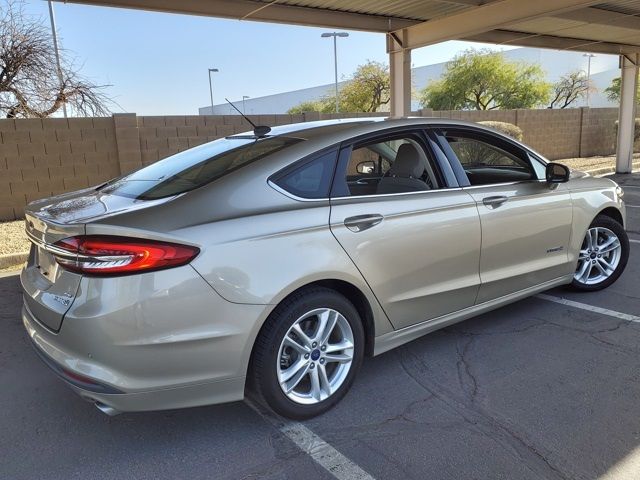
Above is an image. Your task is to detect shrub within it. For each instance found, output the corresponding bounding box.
[477,121,524,141]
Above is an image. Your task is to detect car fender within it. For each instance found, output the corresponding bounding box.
[567,176,625,264]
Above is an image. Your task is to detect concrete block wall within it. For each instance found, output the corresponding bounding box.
[0,108,622,220]
[580,108,619,157]
[0,117,119,221]
[518,108,583,159]
[422,107,619,160]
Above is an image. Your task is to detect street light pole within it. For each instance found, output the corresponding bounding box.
[208,68,219,114]
[583,53,595,107]
[242,95,250,114]
[321,32,349,113]
[47,0,67,118]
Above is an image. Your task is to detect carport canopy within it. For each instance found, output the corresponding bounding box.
[57,0,640,173]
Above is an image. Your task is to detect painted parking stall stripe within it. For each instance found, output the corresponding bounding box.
[630,239,640,244]
[279,422,375,480]
[536,293,640,323]
[247,401,376,480]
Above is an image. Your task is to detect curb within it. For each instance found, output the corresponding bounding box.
[584,161,640,177]
[0,252,28,269]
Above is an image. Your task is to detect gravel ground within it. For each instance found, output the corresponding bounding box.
[559,153,640,171]
[0,220,28,256]
[0,220,29,272]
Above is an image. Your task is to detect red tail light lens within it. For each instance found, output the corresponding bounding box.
[52,235,200,276]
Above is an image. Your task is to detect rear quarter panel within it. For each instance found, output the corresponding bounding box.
[184,203,395,336]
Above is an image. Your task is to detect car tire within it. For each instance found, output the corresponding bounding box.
[570,214,629,292]
[248,287,364,419]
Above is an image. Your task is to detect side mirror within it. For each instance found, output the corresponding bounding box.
[546,162,570,183]
[356,160,376,174]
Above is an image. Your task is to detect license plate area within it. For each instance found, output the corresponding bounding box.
[36,246,60,281]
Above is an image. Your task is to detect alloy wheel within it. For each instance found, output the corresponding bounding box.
[276,308,354,405]
[574,227,622,285]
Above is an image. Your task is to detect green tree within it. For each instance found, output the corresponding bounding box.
[287,100,331,114]
[548,71,591,108]
[419,49,550,110]
[287,60,390,114]
[604,76,640,103]
[338,61,390,112]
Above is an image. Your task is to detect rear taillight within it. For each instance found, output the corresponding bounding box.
[51,235,200,276]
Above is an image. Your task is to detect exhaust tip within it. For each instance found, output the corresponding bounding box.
[95,401,121,416]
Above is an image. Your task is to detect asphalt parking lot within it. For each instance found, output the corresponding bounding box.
[2,173,640,480]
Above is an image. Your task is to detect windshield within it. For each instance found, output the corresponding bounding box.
[100,136,302,200]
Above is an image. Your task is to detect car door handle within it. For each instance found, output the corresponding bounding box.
[482,196,508,208]
[344,214,384,232]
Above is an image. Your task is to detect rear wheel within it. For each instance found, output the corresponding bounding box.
[249,287,364,419]
[570,215,629,291]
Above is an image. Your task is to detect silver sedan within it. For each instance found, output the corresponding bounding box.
[21,118,629,419]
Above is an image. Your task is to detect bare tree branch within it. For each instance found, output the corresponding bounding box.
[549,71,591,109]
[0,0,113,118]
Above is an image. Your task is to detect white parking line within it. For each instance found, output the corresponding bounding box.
[535,293,640,323]
[247,401,376,480]
[627,205,640,208]
[630,239,640,244]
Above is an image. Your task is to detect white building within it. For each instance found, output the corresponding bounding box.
[199,47,619,115]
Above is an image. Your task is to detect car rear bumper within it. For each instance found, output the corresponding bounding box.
[21,265,271,413]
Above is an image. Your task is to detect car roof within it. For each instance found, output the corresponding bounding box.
[229,117,506,144]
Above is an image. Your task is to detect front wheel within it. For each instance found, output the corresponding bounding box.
[570,215,629,291]
[248,287,364,419]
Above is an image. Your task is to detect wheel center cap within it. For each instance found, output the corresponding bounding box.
[590,252,597,259]
[311,349,321,361]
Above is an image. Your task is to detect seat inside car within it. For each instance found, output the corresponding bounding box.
[376,143,429,194]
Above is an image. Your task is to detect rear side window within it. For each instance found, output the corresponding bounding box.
[100,136,302,200]
[271,149,337,199]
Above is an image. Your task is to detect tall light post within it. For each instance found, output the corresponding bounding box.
[47,1,67,118]
[242,95,250,114]
[321,32,349,113]
[583,53,596,107]
[208,68,219,114]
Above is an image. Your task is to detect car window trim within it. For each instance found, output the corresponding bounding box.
[461,178,549,190]
[429,129,471,187]
[330,186,467,202]
[424,129,461,188]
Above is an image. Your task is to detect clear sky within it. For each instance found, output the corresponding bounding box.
[23,1,515,115]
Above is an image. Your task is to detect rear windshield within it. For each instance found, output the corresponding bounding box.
[100,136,302,200]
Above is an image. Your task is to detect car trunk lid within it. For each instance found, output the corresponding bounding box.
[22,210,85,332]
[21,187,170,332]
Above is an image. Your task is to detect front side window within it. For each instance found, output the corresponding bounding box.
[338,134,441,197]
[443,132,535,186]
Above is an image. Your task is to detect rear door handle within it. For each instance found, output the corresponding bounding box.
[344,214,384,232]
[482,196,508,208]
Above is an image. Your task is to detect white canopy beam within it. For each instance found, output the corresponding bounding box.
[393,0,599,51]
[616,54,639,174]
[464,30,640,55]
[57,0,418,32]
